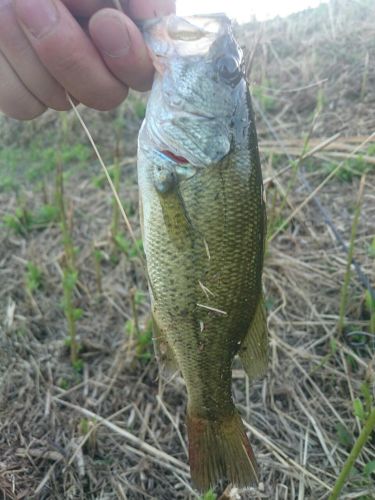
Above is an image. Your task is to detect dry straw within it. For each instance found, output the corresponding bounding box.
[1,1,374,498]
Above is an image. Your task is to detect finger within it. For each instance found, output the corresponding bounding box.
[61,0,115,17]
[0,0,70,111]
[14,0,128,111]
[0,50,45,120]
[89,8,153,92]
[125,0,176,20]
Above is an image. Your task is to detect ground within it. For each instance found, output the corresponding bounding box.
[0,1,374,499]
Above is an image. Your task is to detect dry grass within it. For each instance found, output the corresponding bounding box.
[1,2,374,499]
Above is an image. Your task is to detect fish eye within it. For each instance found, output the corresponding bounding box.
[216,56,243,86]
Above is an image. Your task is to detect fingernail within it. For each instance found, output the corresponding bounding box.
[91,13,131,58]
[16,0,58,39]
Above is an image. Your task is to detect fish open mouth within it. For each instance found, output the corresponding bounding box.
[161,150,189,164]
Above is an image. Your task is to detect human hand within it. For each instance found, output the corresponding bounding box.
[0,0,175,120]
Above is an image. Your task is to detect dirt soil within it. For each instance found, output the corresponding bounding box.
[0,1,374,499]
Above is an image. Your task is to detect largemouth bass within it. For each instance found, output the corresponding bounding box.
[138,14,268,491]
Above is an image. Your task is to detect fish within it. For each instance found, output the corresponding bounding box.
[137,13,268,492]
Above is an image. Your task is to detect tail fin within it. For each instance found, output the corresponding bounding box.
[187,412,259,492]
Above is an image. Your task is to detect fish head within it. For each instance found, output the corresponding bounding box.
[140,14,246,169]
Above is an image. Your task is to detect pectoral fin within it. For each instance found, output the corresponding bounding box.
[239,296,269,381]
[152,312,179,376]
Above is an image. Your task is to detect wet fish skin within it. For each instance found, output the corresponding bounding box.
[138,14,268,491]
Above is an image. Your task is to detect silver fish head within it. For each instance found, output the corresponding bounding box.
[140,14,246,168]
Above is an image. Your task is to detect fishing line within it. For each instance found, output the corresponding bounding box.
[66,94,147,272]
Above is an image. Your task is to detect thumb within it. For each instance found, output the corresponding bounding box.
[89,8,154,92]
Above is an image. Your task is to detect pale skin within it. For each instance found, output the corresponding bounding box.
[0,0,176,120]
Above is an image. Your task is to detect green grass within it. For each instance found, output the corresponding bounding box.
[2,203,60,235]
[93,248,105,295]
[55,113,82,366]
[337,156,373,182]
[136,326,153,360]
[61,266,81,365]
[199,490,217,500]
[368,237,375,258]
[332,379,375,497]
[126,93,147,120]
[110,149,122,242]
[329,408,375,499]
[133,99,146,120]
[2,207,32,235]
[91,165,117,189]
[364,290,375,334]
[303,148,375,183]
[335,422,354,448]
[252,82,278,112]
[365,239,375,333]
[0,142,92,193]
[25,262,43,293]
[124,317,153,361]
[114,233,143,259]
[332,380,375,497]
[337,176,365,335]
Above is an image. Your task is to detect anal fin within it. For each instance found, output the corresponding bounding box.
[152,312,179,376]
[239,295,269,381]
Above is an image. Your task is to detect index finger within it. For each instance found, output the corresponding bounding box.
[125,0,176,20]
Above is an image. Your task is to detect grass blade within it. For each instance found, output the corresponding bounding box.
[328,408,375,500]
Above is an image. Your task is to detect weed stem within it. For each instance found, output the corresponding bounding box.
[337,175,366,335]
[328,407,375,500]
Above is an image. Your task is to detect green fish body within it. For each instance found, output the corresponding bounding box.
[138,14,268,491]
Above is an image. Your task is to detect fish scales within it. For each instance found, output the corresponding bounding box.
[138,13,268,491]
